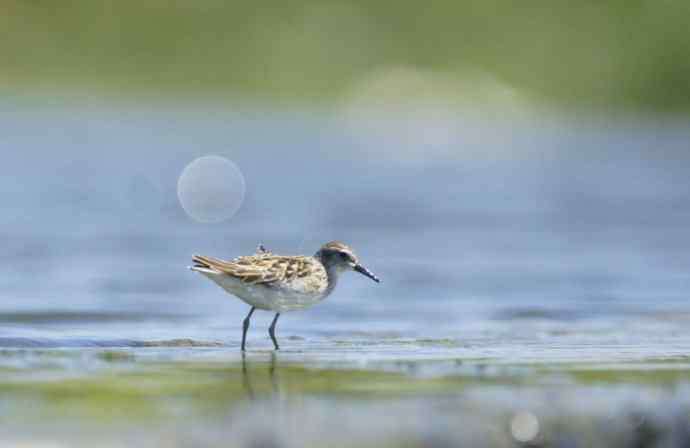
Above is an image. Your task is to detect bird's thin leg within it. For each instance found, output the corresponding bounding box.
[241,307,256,351]
[268,313,281,350]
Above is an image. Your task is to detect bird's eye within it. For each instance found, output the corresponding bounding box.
[339,252,350,260]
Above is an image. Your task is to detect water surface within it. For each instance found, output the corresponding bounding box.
[1,99,690,446]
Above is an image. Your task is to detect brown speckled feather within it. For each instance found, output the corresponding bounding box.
[192,254,318,285]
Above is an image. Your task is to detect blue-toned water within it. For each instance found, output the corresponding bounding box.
[2,99,690,357]
[3,98,690,447]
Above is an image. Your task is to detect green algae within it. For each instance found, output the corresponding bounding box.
[564,367,690,385]
[99,351,136,362]
[0,348,689,427]
[0,358,439,421]
[0,349,689,447]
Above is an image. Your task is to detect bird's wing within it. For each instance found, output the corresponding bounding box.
[191,254,314,285]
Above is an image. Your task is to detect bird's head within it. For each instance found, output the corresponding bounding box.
[316,241,380,283]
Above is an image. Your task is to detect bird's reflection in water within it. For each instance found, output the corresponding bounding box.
[242,351,280,399]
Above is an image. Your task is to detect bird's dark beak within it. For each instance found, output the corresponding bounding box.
[354,264,380,283]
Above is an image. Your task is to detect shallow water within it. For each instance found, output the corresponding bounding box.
[1,343,690,447]
[2,98,690,446]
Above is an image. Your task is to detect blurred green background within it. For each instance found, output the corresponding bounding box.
[2,0,690,111]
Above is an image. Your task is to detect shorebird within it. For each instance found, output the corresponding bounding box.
[190,241,379,350]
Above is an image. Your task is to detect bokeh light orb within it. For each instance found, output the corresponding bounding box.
[177,156,245,223]
[510,411,540,444]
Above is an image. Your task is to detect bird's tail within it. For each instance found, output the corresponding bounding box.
[189,255,222,275]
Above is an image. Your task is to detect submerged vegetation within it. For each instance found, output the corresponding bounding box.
[1,347,689,446]
[2,348,690,416]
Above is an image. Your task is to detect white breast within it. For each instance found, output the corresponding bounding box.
[200,271,331,312]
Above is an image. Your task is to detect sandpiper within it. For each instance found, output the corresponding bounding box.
[190,241,379,351]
